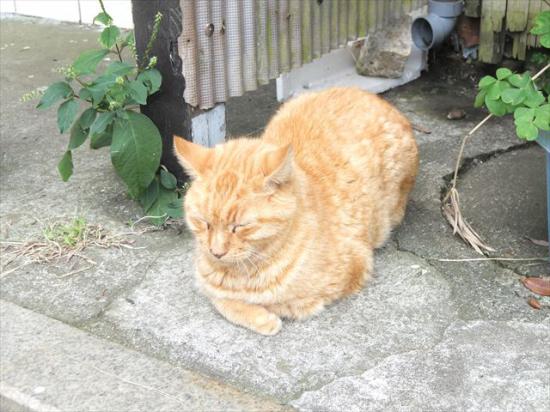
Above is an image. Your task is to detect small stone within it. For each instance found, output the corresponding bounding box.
[21,46,30,50]
[447,109,466,120]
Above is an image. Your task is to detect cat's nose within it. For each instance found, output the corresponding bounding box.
[210,249,227,259]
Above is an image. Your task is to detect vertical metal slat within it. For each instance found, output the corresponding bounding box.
[338,0,348,44]
[225,0,243,97]
[195,0,214,108]
[278,0,290,73]
[301,0,313,63]
[320,0,330,54]
[256,0,269,85]
[211,0,227,102]
[242,0,257,91]
[312,0,322,58]
[349,0,358,40]
[179,0,198,107]
[267,0,279,78]
[289,0,302,68]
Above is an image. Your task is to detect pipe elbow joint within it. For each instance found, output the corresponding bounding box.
[411,0,464,50]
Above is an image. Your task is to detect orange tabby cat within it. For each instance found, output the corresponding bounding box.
[174,87,418,335]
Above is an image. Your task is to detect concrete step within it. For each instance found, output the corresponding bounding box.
[0,300,290,412]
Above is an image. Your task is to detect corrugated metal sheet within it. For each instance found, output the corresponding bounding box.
[179,0,427,109]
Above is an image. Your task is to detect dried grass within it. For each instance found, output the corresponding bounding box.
[0,217,146,278]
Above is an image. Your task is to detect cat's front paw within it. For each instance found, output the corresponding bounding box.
[253,312,282,335]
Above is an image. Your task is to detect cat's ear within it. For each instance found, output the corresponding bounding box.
[173,135,213,178]
[262,144,293,187]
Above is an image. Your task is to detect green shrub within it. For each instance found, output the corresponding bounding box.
[475,10,550,141]
[32,0,182,226]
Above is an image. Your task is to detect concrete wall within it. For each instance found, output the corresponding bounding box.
[0,0,133,28]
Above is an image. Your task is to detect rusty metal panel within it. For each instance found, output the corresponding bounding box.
[182,0,426,109]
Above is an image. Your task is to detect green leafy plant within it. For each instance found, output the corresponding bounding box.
[443,10,550,255]
[474,10,550,141]
[43,217,88,247]
[32,0,182,226]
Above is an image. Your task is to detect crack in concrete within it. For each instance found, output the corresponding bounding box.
[289,317,550,405]
[77,252,163,329]
[288,320,460,404]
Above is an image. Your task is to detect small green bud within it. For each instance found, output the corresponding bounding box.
[146,56,158,69]
[116,76,124,84]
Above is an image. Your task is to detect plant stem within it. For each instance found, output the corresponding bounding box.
[74,77,89,88]
[115,44,123,62]
[98,0,107,15]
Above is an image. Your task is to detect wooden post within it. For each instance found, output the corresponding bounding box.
[131,0,191,183]
[478,0,507,63]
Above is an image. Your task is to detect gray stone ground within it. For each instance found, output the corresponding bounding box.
[1,17,549,412]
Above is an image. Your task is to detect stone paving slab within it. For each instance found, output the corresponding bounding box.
[0,300,289,412]
[86,245,455,402]
[291,320,550,412]
[0,247,151,324]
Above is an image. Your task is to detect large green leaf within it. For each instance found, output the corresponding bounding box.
[531,11,550,35]
[93,12,112,25]
[496,68,512,80]
[508,73,530,88]
[486,81,503,100]
[78,108,97,129]
[536,104,550,118]
[146,186,182,225]
[90,127,113,149]
[478,75,496,89]
[128,80,148,105]
[89,111,115,136]
[474,89,486,108]
[541,34,550,48]
[58,151,73,181]
[37,82,73,109]
[68,122,88,150]
[72,49,109,75]
[111,112,162,198]
[105,61,134,77]
[137,69,162,94]
[85,81,114,105]
[160,168,177,189]
[501,88,525,105]
[524,86,545,108]
[485,96,506,116]
[138,178,159,212]
[514,107,535,122]
[100,26,120,49]
[57,99,79,134]
[515,121,539,140]
[534,115,550,131]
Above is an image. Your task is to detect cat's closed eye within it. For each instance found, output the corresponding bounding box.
[189,216,210,231]
[230,223,247,233]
